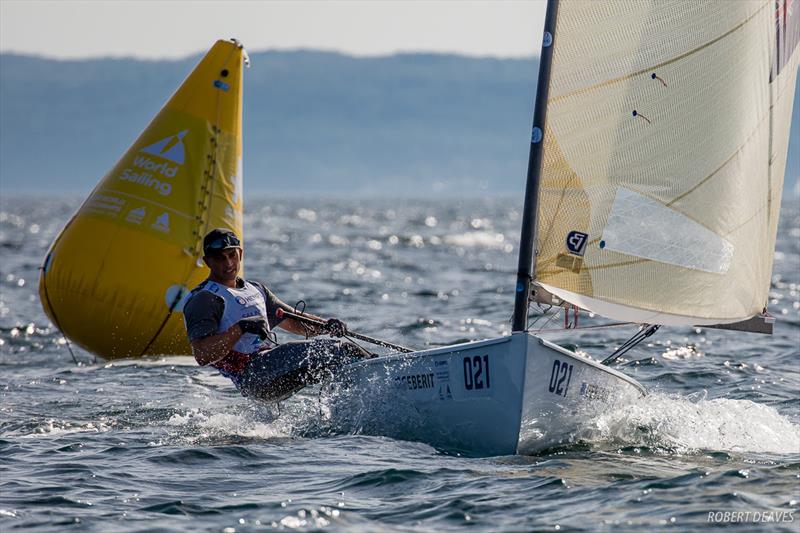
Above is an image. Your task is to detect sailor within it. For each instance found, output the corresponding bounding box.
[182,228,369,401]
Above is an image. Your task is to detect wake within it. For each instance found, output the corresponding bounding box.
[587,391,800,455]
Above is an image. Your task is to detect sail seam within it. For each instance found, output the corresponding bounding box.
[666,114,769,207]
[549,0,770,103]
[669,67,796,208]
[538,107,773,275]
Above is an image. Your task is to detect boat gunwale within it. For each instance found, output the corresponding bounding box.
[344,332,647,397]
[535,335,647,395]
[346,335,515,370]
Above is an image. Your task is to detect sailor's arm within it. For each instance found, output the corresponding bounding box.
[276,308,328,336]
[259,284,345,337]
[183,290,241,366]
[189,324,244,366]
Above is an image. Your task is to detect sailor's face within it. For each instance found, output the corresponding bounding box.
[204,248,242,286]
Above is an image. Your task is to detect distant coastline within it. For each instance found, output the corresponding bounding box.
[1,50,798,197]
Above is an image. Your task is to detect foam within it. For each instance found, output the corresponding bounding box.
[588,391,800,454]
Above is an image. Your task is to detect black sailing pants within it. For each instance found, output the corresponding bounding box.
[238,339,370,402]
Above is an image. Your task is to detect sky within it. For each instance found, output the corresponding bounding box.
[1,0,547,60]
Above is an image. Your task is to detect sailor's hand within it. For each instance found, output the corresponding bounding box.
[324,318,347,337]
[238,317,269,340]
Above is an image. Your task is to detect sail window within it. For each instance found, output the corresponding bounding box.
[600,187,733,274]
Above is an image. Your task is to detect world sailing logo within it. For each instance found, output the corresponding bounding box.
[118,130,188,196]
[140,130,187,165]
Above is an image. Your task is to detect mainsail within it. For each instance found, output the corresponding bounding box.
[528,0,799,326]
[39,39,248,358]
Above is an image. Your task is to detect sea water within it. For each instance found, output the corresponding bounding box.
[1,196,798,531]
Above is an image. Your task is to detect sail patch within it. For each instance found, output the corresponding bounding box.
[140,130,188,165]
[600,188,733,274]
[566,231,588,256]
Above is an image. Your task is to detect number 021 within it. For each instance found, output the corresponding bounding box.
[463,355,491,390]
[548,359,573,398]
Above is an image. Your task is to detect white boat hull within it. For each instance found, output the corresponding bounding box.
[322,332,644,456]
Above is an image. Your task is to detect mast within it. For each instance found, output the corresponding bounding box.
[512,0,560,332]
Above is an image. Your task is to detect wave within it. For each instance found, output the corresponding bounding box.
[587,391,800,455]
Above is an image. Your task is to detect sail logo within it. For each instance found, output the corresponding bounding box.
[140,130,187,165]
[566,231,588,256]
[151,212,170,233]
[118,131,187,196]
[125,206,146,224]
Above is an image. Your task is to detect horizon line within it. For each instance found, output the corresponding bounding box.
[0,45,541,63]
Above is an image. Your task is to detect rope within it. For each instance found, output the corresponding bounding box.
[601,324,660,366]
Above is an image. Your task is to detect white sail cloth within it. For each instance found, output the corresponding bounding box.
[534,0,799,325]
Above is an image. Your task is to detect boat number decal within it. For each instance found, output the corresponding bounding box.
[463,355,491,391]
[548,359,573,397]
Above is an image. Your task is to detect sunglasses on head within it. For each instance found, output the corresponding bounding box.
[206,235,241,251]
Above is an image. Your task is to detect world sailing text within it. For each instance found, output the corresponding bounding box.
[117,155,180,196]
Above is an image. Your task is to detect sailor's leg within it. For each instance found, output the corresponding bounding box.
[238,339,367,402]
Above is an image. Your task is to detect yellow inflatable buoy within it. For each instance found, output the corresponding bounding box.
[39,39,248,359]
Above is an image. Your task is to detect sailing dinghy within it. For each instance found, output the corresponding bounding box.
[319,0,800,455]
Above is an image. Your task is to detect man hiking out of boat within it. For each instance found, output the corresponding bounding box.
[182,228,369,401]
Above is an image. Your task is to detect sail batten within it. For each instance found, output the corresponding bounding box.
[550,2,772,105]
[531,0,799,326]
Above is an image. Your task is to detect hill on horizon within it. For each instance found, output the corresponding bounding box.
[1,49,798,199]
